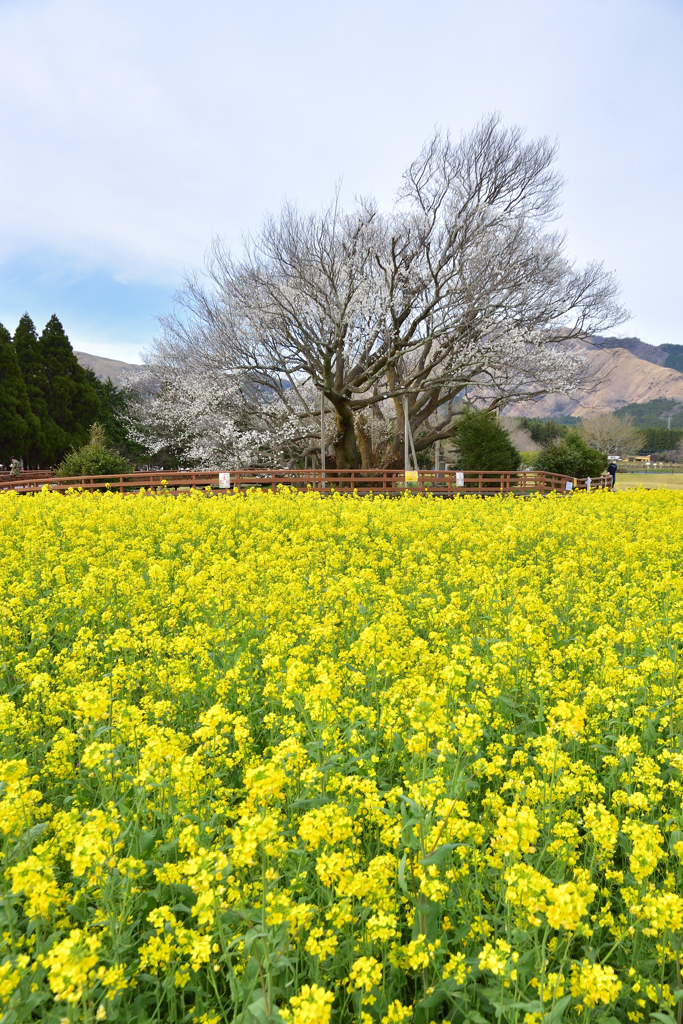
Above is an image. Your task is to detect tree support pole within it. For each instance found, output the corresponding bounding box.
[403,395,418,471]
[403,395,410,472]
[320,391,326,480]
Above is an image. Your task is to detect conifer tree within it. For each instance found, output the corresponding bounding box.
[82,368,144,461]
[13,313,51,464]
[0,323,37,467]
[39,315,100,462]
[54,422,131,477]
[453,408,521,471]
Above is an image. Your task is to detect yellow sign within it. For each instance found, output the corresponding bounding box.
[405,470,418,483]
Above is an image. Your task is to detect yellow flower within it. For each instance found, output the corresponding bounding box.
[0,759,43,838]
[10,855,63,919]
[298,804,354,849]
[570,960,622,1008]
[41,929,101,1004]
[548,701,586,740]
[347,956,383,993]
[279,984,334,1024]
[442,951,469,984]
[616,735,641,758]
[640,891,683,936]
[490,804,539,862]
[0,956,29,1005]
[622,820,665,883]
[545,878,596,932]
[583,802,619,857]
[3,484,683,1017]
[304,927,338,959]
[382,1000,414,1023]
[478,939,512,976]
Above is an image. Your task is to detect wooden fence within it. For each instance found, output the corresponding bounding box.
[1,468,612,496]
[0,469,53,483]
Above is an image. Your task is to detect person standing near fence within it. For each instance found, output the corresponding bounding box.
[607,461,617,490]
[9,458,21,478]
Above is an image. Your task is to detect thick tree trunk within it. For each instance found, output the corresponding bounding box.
[355,414,375,469]
[331,399,361,469]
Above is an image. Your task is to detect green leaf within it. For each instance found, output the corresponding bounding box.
[65,902,88,922]
[134,827,157,858]
[490,1000,542,1014]
[417,984,452,1009]
[420,842,458,866]
[244,997,275,1024]
[543,995,571,1022]
[411,898,441,941]
[668,830,683,850]
[398,851,410,896]
[399,794,421,816]
[6,822,48,864]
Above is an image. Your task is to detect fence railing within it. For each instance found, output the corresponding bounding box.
[0,469,53,483]
[1,468,612,496]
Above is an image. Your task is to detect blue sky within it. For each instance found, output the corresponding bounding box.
[0,0,681,363]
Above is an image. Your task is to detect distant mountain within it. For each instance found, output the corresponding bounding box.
[592,336,683,374]
[75,351,140,385]
[506,339,683,419]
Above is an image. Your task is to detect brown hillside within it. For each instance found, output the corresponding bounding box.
[75,351,140,385]
[507,344,683,418]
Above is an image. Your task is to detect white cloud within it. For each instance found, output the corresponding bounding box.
[0,0,682,348]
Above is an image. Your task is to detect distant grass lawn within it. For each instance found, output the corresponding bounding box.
[617,472,683,489]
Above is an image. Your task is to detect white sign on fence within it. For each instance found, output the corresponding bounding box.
[565,480,573,491]
[218,472,231,489]
[456,471,464,487]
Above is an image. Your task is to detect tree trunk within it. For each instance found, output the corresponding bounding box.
[355,413,376,469]
[331,399,361,468]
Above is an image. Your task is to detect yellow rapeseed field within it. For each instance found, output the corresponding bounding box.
[0,487,682,1024]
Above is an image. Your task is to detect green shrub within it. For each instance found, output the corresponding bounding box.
[54,423,131,477]
[453,408,521,471]
[533,429,608,478]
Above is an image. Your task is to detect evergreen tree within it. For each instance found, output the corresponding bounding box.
[639,426,681,454]
[533,430,608,478]
[39,315,100,462]
[54,422,131,477]
[82,368,142,457]
[453,408,521,471]
[0,323,37,467]
[13,313,50,464]
[518,417,572,444]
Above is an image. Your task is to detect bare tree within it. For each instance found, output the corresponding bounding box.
[150,115,627,468]
[579,413,641,457]
[500,417,540,453]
